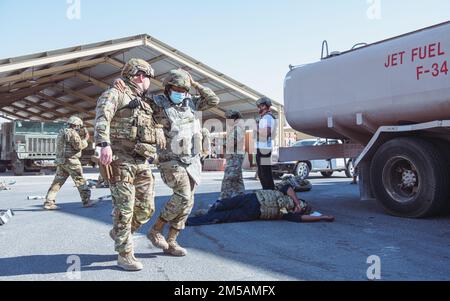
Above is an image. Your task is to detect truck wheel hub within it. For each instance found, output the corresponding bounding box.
[401,170,417,188]
[383,156,420,203]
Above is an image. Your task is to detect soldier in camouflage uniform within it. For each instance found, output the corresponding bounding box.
[220,109,246,200]
[142,69,219,256]
[43,116,92,210]
[94,58,166,271]
[187,181,334,226]
[201,128,212,162]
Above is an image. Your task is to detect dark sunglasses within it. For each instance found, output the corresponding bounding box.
[136,71,154,79]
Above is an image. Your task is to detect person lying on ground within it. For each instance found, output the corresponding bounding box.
[186,182,334,226]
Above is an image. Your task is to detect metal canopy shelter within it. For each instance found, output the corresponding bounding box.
[0,34,285,143]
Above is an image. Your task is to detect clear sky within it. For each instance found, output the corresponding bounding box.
[0,0,449,104]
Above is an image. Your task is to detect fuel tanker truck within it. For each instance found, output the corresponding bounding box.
[281,21,450,218]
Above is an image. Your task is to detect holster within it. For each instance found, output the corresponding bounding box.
[104,164,116,184]
[91,154,116,185]
[95,160,133,185]
[109,163,122,185]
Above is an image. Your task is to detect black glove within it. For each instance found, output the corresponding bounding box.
[128,98,141,109]
[282,213,303,223]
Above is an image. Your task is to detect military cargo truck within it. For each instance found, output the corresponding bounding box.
[0,120,66,175]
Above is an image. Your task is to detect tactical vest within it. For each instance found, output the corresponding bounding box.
[255,190,295,220]
[109,88,157,153]
[55,128,82,163]
[153,95,202,164]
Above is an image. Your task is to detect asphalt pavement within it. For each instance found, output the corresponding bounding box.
[1,169,449,281]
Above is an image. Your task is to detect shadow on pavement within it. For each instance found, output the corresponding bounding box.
[0,253,159,277]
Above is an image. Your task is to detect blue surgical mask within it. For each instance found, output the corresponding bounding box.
[169,91,186,104]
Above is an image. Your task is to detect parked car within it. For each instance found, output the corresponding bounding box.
[273,138,354,179]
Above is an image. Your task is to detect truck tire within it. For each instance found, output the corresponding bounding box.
[12,160,25,176]
[345,160,354,178]
[295,162,310,179]
[370,137,450,218]
[320,171,334,178]
[429,138,450,214]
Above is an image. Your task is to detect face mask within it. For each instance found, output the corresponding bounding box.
[169,91,186,104]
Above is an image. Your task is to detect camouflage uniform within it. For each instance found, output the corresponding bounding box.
[94,59,159,257]
[220,109,245,199]
[44,117,91,208]
[255,190,297,219]
[275,175,312,192]
[147,69,219,256]
[201,128,212,159]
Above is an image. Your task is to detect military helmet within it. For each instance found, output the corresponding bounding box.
[276,175,312,192]
[225,109,243,120]
[67,116,83,127]
[256,97,272,108]
[163,69,191,91]
[121,58,155,79]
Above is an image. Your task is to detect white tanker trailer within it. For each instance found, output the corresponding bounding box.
[280,21,450,218]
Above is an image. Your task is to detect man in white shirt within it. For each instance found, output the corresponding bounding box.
[255,97,276,190]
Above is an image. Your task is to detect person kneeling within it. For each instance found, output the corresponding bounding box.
[186,183,334,226]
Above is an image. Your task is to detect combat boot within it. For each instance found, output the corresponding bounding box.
[164,227,187,257]
[83,199,97,208]
[147,218,169,250]
[82,190,95,207]
[118,251,143,271]
[43,200,59,210]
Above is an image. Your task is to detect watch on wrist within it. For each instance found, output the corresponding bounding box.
[97,142,110,148]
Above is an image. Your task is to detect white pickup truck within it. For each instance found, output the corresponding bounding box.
[273,138,353,179]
